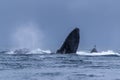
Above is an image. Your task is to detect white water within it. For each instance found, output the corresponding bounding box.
[2,48,120,56]
[29,48,51,54]
[5,48,51,54]
[77,50,120,56]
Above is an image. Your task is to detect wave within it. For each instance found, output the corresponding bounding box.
[30,49,51,54]
[1,49,120,56]
[2,48,51,54]
[77,50,120,56]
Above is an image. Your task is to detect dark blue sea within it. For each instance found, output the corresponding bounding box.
[0,49,120,80]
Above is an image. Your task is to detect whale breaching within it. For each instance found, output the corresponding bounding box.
[56,28,80,54]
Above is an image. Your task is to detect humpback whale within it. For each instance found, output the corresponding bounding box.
[56,28,80,54]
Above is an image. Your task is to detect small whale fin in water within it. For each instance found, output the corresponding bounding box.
[90,45,98,53]
[56,28,80,54]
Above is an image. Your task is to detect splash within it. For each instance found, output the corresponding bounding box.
[5,48,51,54]
[77,50,120,56]
[1,49,120,56]
[30,48,51,54]
[11,23,44,49]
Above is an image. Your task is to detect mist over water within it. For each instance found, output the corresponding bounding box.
[11,23,44,49]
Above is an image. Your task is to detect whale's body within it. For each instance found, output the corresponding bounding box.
[57,28,80,54]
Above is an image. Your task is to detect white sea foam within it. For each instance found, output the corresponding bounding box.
[3,49,120,56]
[4,48,51,54]
[77,50,120,56]
[6,51,14,54]
[29,48,51,54]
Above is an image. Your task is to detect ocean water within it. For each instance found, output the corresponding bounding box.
[0,49,120,80]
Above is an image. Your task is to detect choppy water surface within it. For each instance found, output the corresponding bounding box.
[0,50,120,80]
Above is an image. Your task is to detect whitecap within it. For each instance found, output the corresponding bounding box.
[77,50,120,56]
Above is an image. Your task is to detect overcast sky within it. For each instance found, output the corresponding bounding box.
[0,0,120,51]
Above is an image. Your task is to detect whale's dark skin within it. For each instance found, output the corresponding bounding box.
[91,45,98,53]
[56,28,80,54]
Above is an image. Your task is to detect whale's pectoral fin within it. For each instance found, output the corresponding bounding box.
[56,28,80,54]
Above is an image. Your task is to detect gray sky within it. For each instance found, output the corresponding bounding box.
[0,0,120,51]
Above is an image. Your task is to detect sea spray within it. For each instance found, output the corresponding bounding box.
[77,50,120,56]
[4,48,51,54]
[11,22,44,49]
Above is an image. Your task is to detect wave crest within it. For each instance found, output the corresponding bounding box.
[77,50,120,56]
[2,48,51,54]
